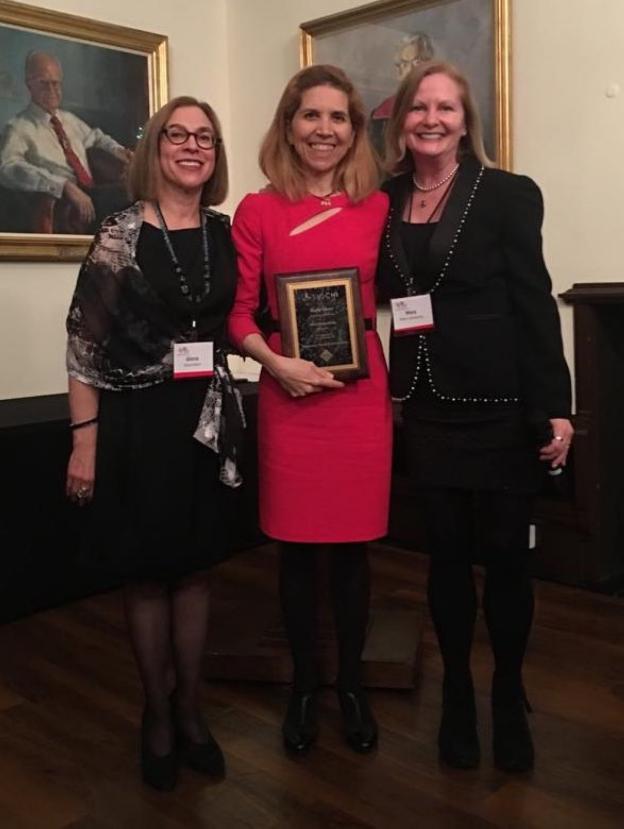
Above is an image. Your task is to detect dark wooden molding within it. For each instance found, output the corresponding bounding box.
[0,392,69,429]
[537,283,624,587]
[561,282,624,304]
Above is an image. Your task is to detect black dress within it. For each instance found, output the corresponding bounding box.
[83,223,237,581]
[399,221,542,493]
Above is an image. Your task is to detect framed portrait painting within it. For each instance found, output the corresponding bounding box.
[0,0,168,261]
[300,0,511,168]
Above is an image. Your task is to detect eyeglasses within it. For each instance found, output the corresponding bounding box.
[161,126,221,150]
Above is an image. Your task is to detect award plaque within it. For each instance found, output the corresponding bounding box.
[276,267,369,381]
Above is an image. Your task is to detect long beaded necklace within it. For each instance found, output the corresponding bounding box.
[155,202,212,312]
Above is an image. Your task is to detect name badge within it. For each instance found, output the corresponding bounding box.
[173,341,214,380]
[391,294,435,335]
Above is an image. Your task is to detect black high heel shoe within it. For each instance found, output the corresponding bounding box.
[438,704,480,769]
[282,691,319,753]
[171,692,226,778]
[437,678,480,769]
[492,687,534,773]
[337,689,378,753]
[140,712,178,791]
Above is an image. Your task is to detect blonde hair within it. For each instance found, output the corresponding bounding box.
[259,65,379,203]
[384,60,494,174]
[128,95,228,206]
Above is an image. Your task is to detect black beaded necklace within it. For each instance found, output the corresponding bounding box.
[155,202,211,306]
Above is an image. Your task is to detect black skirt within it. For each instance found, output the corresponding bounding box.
[81,378,229,581]
[402,405,543,494]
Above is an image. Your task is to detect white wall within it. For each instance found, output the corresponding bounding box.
[224,0,364,208]
[0,0,229,399]
[3,0,624,399]
[513,0,624,388]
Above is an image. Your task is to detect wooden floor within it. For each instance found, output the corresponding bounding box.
[1,543,623,829]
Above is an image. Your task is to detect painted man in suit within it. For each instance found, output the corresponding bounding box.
[0,51,132,232]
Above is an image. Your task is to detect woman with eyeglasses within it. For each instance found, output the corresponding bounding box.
[65,96,243,791]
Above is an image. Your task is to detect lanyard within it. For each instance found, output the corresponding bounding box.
[155,202,212,309]
[389,165,485,296]
[407,173,455,225]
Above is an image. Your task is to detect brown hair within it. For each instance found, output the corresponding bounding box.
[384,60,494,174]
[128,95,228,206]
[259,65,379,202]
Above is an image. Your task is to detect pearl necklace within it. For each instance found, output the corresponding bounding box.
[412,163,460,192]
[412,163,459,210]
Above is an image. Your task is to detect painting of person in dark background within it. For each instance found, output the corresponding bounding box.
[305,0,502,168]
[0,51,133,234]
[0,25,150,236]
[369,32,434,156]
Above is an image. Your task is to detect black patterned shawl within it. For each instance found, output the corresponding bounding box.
[66,202,245,487]
[67,202,185,389]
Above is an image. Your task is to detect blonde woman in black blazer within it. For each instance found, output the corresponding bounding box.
[378,61,573,773]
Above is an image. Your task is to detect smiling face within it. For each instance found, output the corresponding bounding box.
[287,85,354,188]
[402,72,466,168]
[158,105,216,196]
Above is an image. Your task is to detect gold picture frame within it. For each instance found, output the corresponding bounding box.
[276,267,369,381]
[300,0,511,169]
[0,0,168,261]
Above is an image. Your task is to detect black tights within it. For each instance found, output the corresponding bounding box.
[279,542,370,692]
[421,489,534,699]
[123,570,211,754]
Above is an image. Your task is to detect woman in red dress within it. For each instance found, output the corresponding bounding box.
[229,65,391,754]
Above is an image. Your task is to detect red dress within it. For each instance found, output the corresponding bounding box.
[229,189,392,543]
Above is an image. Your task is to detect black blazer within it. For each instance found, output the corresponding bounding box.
[377,157,572,424]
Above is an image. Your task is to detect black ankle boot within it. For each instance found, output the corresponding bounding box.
[282,690,318,753]
[140,712,178,791]
[492,682,534,773]
[438,678,480,769]
[337,688,378,753]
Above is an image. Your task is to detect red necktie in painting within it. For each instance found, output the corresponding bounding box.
[49,115,94,189]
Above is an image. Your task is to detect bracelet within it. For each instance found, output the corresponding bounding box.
[70,416,98,431]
